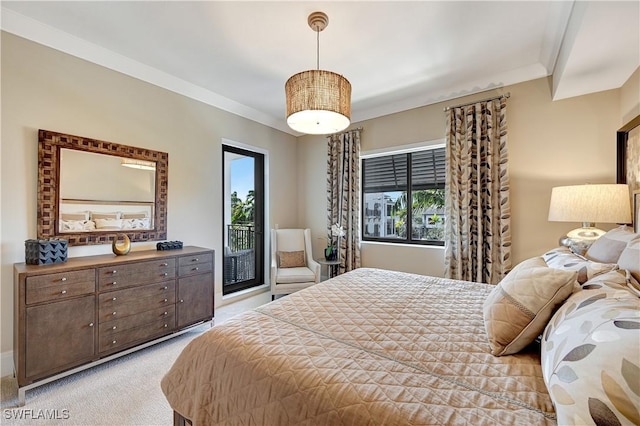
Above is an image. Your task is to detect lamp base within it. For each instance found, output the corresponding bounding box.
[566,226,606,241]
[558,226,606,255]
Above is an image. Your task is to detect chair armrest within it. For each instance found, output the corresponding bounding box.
[307,258,321,283]
[270,258,277,286]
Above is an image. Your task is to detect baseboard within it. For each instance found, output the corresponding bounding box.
[1,350,14,378]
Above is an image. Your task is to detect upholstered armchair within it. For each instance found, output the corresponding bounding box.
[270,228,320,300]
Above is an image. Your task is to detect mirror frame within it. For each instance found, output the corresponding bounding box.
[38,129,168,246]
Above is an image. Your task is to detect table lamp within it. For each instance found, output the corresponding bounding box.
[548,184,631,247]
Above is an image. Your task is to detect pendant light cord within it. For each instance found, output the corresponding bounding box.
[316,28,320,70]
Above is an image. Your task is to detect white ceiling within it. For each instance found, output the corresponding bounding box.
[2,1,638,136]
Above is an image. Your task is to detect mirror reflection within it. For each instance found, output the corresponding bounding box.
[58,149,155,233]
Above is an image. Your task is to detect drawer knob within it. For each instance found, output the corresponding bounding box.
[112,311,117,316]
[193,267,199,271]
[112,270,117,274]
[112,326,117,330]
[112,297,117,301]
[164,312,168,316]
[164,324,168,328]
[163,298,168,303]
[192,258,198,262]
[61,290,67,294]
[160,262,168,266]
[180,299,184,303]
[112,281,117,286]
[163,272,168,277]
[61,277,67,282]
[112,340,117,344]
[163,286,168,290]
[89,322,94,327]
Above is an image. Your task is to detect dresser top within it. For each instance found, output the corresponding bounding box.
[14,246,213,276]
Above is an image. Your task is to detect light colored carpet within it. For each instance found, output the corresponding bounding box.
[1,327,205,426]
[1,290,272,425]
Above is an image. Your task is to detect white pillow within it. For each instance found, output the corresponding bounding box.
[585,226,638,264]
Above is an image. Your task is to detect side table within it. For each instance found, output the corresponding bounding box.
[316,259,341,280]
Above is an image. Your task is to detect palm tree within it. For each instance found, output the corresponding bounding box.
[393,189,445,238]
[231,191,255,224]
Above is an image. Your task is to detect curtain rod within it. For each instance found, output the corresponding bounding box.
[330,126,364,137]
[443,92,510,111]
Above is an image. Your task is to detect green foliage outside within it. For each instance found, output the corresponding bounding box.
[393,189,445,240]
[231,190,255,224]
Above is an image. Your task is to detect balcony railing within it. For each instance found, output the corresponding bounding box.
[227,224,255,252]
[224,224,255,286]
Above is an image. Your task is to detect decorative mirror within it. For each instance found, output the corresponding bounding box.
[38,129,168,246]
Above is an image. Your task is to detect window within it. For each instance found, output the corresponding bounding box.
[362,146,445,246]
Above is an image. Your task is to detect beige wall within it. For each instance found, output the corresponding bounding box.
[299,77,624,276]
[620,67,640,124]
[0,33,298,364]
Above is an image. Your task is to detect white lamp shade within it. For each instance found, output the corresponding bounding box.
[548,184,631,224]
[285,70,351,135]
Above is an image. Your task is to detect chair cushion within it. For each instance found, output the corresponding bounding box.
[278,250,306,268]
[276,266,316,284]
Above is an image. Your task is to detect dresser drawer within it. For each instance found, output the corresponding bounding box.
[99,312,175,353]
[178,261,212,277]
[99,305,175,336]
[25,269,95,305]
[98,281,175,322]
[98,259,175,291]
[178,253,213,274]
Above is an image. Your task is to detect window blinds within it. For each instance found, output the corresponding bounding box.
[363,147,445,193]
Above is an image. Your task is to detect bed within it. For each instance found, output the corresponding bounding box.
[58,199,154,232]
[161,227,640,425]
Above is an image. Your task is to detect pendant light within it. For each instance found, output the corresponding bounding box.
[285,11,351,135]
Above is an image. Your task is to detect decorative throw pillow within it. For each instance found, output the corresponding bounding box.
[91,211,120,220]
[483,256,577,356]
[61,212,89,221]
[60,219,95,231]
[94,218,123,229]
[585,225,638,264]
[278,251,306,268]
[617,235,640,284]
[579,269,633,295]
[121,212,148,219]
[543,247,619,284]
[541,283,640,426]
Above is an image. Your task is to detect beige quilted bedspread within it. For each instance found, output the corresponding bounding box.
[161,268,555,425]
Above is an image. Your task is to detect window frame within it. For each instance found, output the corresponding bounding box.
[361,142,445,247]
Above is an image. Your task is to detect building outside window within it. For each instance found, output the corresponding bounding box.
[362,145,445,246]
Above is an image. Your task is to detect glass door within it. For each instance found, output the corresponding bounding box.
[222,145,264,295]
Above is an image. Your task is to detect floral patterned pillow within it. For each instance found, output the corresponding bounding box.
[541,272,640,426]
[543,247,619,284]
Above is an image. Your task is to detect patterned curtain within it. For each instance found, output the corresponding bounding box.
[444,98,511,284]
[327,129,362,273]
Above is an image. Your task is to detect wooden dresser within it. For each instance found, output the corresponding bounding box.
[13,246,214,405]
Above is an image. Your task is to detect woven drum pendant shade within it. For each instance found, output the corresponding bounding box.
[285,11,351,135]
[285,70,351,135]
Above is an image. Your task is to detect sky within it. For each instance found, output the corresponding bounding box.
[230,156,254,201]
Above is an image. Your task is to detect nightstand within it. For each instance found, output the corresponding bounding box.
[316,259,341,281]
